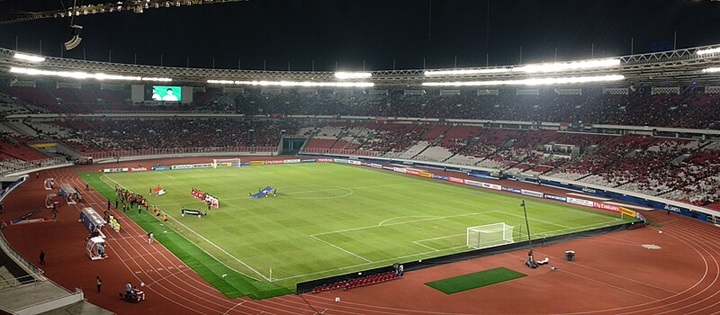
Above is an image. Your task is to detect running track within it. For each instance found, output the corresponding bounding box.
[2,158,719,314]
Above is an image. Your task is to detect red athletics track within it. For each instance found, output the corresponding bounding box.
[2,157,720,314]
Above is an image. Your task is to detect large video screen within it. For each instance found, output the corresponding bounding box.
[145,85,182,102]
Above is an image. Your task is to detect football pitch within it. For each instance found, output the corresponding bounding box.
[84,162,625,299]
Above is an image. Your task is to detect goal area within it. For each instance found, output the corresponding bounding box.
[212,158,242,168]
[466,223,516,249]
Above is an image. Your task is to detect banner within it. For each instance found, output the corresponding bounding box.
[129,167,150,172]
[30,143,57,150]
[433,175,449,181]
[406,170,420,176]
[567,197,594,207]
[449,177,464,183]
[249,161,266,166]
[370,163,383,169]
[153,166,170,171]
[465,179,484,187]
[103,168,128,173]
[393,167,407,174]
[664,204,683,213]
[265,160,285,165]
[521,189,544,198]
[284,159,301,164]
[469,173,499,180]
[543,194,567,202]
[419,172,433,178]
[593,202,619,212]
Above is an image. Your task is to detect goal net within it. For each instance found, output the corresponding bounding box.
[212,158,242,168]
[466,223,515,249]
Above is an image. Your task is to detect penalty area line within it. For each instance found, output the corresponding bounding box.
[310,235,373,263]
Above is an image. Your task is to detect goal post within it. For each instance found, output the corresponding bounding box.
[467,223,516,249]
[212,158,242,168]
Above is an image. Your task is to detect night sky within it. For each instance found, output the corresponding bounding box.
[1,0,719,71]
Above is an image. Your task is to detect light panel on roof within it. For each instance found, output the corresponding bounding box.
[207,79,374,88]
[422,74,625,87]
[13,53,46,63]
[424,58,620,77]
[334,72,372,79]
[9,67,142,81]
[697,47,720,56]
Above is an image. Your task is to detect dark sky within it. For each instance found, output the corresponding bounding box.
[1,0,719,71]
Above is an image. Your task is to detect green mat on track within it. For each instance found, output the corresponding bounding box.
[425,267,526,294]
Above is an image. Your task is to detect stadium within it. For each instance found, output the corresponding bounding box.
[0,0,720,314]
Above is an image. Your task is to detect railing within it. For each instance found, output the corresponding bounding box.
[87,146,278,160]
[93,109,238,115]
[0,157,67,176]
[302,148,381,157]
[0,274,38,291]
[0,229,44,284]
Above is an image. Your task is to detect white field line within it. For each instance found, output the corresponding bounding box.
[378,215,440,226]
[101,175,268,281]
[412,241,439,251]
[309,235,373,263]
[277,220,622,282]
[271,244,469,282]
[141,183,416,207]
[415,233,465,243]
[312,211,495,237]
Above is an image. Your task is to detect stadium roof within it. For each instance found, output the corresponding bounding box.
[2,44,720,87]
[1,0,720,71]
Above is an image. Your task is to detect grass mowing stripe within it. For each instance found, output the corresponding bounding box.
[84,162,627,298]
[425,267,527,294]
[84,173,291,299]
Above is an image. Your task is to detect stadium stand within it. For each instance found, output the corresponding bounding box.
[0,85,719,209]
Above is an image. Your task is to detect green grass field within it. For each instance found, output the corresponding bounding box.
[83,162,626,299]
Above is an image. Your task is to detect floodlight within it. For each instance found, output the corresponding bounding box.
[13,53,46,63]
[207,80,235,84]
[141,77,173,82]
[696,47,720,56]
[515,59,620,74]
[10,67,142,81]
[334,72,372,79]
[206,79,374,88]
[425,58,620,77]
[424,68,510,76]
[702,67,720,73]
[235,80,374,88]
[422,74,625,87]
